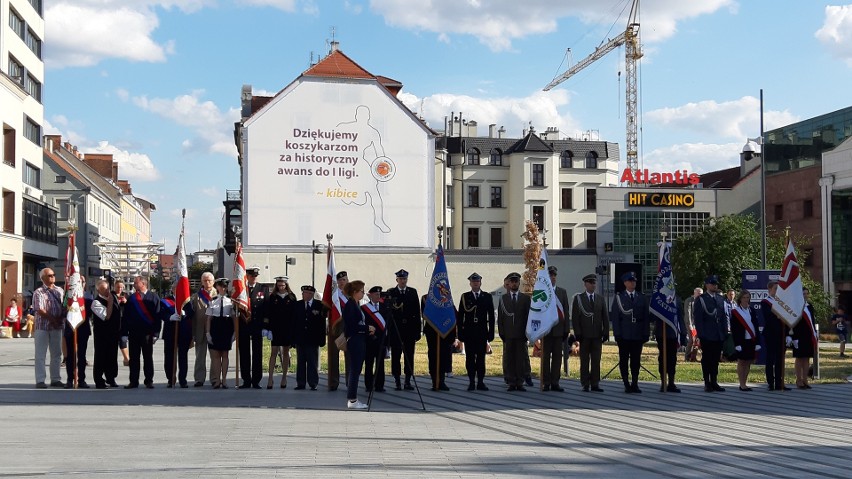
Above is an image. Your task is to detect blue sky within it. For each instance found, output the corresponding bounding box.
[43,0,852,252]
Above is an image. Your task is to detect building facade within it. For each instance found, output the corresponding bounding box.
[821,135,852,308]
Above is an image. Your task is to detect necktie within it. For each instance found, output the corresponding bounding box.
[589,293,594,303]
[474,292,478,300]
[512,293,517,305]
[306,302,310,312]
[629,293,634,300]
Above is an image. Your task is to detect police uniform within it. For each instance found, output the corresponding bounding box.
[498,272,531,391]
[362,287,391,392]
[693,275,728,391]
[293,285,326,390]
[760,294,790,390]
[655,295,686,392]
[386,269,421,390]
[457,273,495,391]
[239,267,268,389]
[422,293,456,391]
[542,267,570,391]
[122,288,162,388]
[189,285,217,386]
[571,273,609,392]
[610,272,649,393]
[161,296,192,388]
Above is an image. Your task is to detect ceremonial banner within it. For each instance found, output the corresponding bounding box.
[423,245,456,338]
[526,247,560,342]
[322,241,345,327]
[773,239,805,328]
[64,232,86,330]
[174,215,191,313]
[232,241,250,315]
[650,240,681,343]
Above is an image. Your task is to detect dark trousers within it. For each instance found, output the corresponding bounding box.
[579,338,603,388]
[617,339,644,386]
[465,339,487,384]
[238,328,263,386]
[64,327,90,383]
[93,326,118,386]
[128,335,154,385]
[163,339,189,386]
[391,340,416,383]
[346,334,366,400]
[700,339,723,386]
[295,344,319,388]
[427,339,452,388]
[765,339,786,388]
[364,338,385,391]
[657,338,678,385]
[541,336,564,387]
[502,338,527,386]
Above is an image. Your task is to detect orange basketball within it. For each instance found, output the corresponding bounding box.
[376,162,390,176]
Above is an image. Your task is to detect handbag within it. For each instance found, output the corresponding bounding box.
[334,333,348,352]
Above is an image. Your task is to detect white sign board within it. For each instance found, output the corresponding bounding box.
[244,80,434,250]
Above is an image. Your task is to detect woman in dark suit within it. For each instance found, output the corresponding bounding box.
[730,290,760,391]
[792,288,817,389]
[343,280,369,409]
[263,277,296,389]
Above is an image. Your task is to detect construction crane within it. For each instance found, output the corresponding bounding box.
[544,0,642,174]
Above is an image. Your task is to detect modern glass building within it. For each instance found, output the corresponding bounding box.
[764,106,852,175]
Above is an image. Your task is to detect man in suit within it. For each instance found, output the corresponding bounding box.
[362,286,391,392]
[693,275,728,392]
[239,266,267,389]
[498,272,531,391]
[91,278,121,389]
[189,272,216,387]
[122,276,162,389]
[327,271,349,392]
[293,285,326,390]
[387,269,421,390]
[571,273,609,392]
[761,280,791,391]
[457,273,495,391]
[162,293,192,388]
[541,266,570,392]
[610,271,650,393]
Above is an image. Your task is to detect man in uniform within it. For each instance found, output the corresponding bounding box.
[683,287,702,361]
[571,273,609,392]
[457,273,495,391]
[91,279,121,389]
[693,275,728,392]
[189,272,216,387]
[610,271,649,393]
[327,271,349,391]
[386,269,421,390]
[422,292,456,392]
[541,266,570,392]
[294,285,326,390]
[761,280,791,391]
[239,267,267,389]
[362,286,391,392]
[122,276,161,388]
[498,272,531,391]
[162,293,192,388]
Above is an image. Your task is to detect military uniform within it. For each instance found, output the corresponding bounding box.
[610,272,649,393]
[760,297,789,390]
[542,267,570,391]
[189,287,216,386]
[239,270,268,389]
[387,270,421,390]
[293,286,326,390]
[497,273,530,390]
[571,274,609,391]
[457,273,495,391]
[693,276,728,391]
[363,288,391,392]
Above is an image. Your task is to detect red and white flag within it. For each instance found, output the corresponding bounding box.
[322,241,346,327]
[173,215,191,314]
[801,306,818,351]
[772,238,805,328]
[232,241,250,316]
[64,232,86,330]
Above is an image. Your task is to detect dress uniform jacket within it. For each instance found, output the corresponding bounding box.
[571,292,609,341]
[497,291,530,340]
[293,299,326,347]
[610,291,650,342]
[693,293,727,342]
[264,292,297,347]
[545,286,570,338]
[457,291,495,347]
[386,286,421,345]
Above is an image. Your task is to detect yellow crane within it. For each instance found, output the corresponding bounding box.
[544,0,642,173]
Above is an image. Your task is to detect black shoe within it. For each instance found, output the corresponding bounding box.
[252,384,262,390]
[467,383,476,391]
[781,386,792,391]
[582,386,590,392]
[194,381,204,387]
[180,382,189,388]
[238,383,252,389]
[50,380,64,388]
[542,385,551,391]
[591,386,604,392]
[144,381,154,389]
[294,385,306,390]
[108,380,120,388]
[476,383,489,391]
[739,386,753,391]
[768,385,775,391]
[394,383,402,391]
[78,382,90,389]
[704,386,714,392]
[167,383,174,388]
[329,386,338,392]
[551,385,564,392]
[310,386,318,391]
[666,385,681,393]
[64,381,74,389]
[125,383,138,389]
[507,385,517,391]
[711,384,725,392]
[439,383,450,391]
[96,383,108,390]
[525,377,534,387]
[404,383,415,391]
[632,385,642,394]
[624,385,633,394]
[516,386,527,392]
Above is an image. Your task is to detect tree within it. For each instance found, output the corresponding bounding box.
[189,261,213,280]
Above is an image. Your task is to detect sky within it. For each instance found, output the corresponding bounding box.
[42,0,852,253]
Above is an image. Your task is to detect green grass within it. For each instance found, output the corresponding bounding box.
[260,339,852,384]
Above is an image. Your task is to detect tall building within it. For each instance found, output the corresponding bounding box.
[1,0,48,305]
[821,134,852,307]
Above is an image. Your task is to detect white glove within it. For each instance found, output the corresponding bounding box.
[785,336,793,347]
[793,339,799,349]
[151,335,158,344]
[169,313,181,322]
[121,336,128,344]
[734,345,742,352]
[755,345,762,351]
[206,333,213,344]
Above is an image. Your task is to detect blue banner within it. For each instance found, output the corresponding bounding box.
[650,241,681,341]
[423,245,457,338]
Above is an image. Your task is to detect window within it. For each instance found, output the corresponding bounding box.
[489,148,503,166]
[8,56,23,85]
[9,8,24,39]
[490,228,503,248]
[803,199,814,218]
[586,229,597,249]
[586,188,597,210]
[23,198,57,244]
[467,228,480,248]
[55,175,66,183]
[490,186,502,207]
[775,204,783,221]
[466,147,480,165]
[2,190,14,234]
[24,117,40,145]
[3,125,15,167]
[560,150,573,168]
[532,206,544,232]
[468,185,480,207]
[28,0,43,16]
[585,151,599,169]
[25,28,42,58]
[22,162,40,188]
[25,74,41,102]
[56,199,69,221]
[532,164,544,187]
[446,185,453,207]
[561,229,573,249]
[561,188,573,210]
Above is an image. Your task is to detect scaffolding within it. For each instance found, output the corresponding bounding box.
[93,242,164,283]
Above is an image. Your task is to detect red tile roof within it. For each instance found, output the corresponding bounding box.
[302,50,375,80]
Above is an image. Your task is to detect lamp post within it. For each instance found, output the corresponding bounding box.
[285,255,296,277]
[742,89,766,268]
[310,240,323,288]
[435,149,449,248]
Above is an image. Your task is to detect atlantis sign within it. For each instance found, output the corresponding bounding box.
[620,169,700,185]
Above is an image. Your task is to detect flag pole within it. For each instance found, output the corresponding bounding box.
[172,210,185,387]
[73,328,78,389]
[660,228,668,393]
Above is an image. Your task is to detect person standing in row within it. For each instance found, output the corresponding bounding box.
[189,272,216,387]
[327,271,349,392]
[457,273,494,392]
[162,293,192,388]
[572,274,609,393]
[730,290,760,391]
[239,267,267,389]
[363,286,390,393]
[122,276,161,389]
[693,275,727,392]
[761,280,790,391]
[63,275,93,388]
[655,293,686,393]
[207,278,236,389]
[541,266,570,392]
[792,288,816,389]
[683,287,702,362]
[263,277,296,389]
[831,305,848,358]
[498,272,530,391]
[293,285,325,390]
[387,269,420,391]
[611,272,649,394]
[33,268,65,388]
[343,280,369,409]
[91,279,121,389]
[114,280,131,368]
[422,293,455,392]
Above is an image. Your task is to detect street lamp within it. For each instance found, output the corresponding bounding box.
[285,255,296,277]
[741,89,766,268]
[310,240,323,287]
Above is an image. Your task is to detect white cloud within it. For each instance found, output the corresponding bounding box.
[344,1,363,14]
[44,117,88,146]
[131,90,240,156]
[90,141,161,181]
[642,142,742,175]
[369,0,734,51]
[398,89,582,138]
[815,5,852,65]
[200,187,219,197]
[645,96,799,141]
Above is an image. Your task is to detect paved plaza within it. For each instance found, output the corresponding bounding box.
[1,338,851,478]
